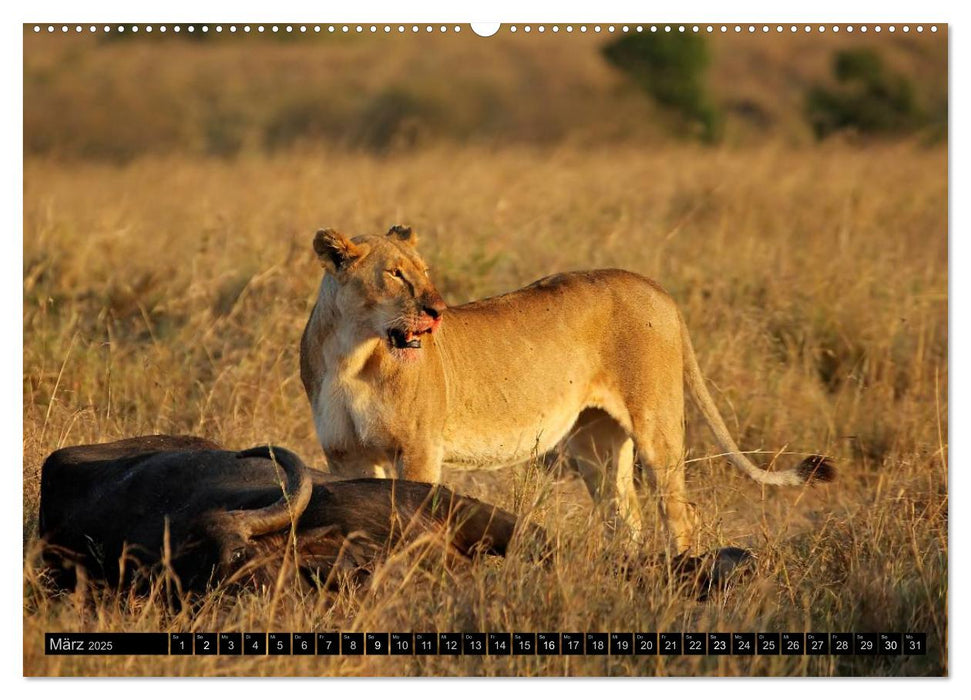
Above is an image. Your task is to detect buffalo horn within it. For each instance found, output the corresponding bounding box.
[223,446,314,539]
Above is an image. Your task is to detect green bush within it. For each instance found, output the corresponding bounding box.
[262,89,435,153]
[806,48,925,138]
[350,89,436,152]
[601,33,722,142]
[262,96,337,151]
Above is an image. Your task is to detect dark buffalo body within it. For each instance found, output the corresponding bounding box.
[38,435,535,593]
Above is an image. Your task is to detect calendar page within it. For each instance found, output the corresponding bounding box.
[22,19,947,678]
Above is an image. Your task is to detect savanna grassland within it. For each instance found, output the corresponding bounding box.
[23,27,947,676]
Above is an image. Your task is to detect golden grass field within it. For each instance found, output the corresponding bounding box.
[23,30,947,677]
[24,29,947,158]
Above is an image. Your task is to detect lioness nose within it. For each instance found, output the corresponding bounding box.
[422,296,447,319]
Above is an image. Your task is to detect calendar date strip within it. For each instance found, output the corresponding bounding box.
[45,632,927,656]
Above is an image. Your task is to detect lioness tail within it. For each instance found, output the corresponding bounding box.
[679,315,835,486]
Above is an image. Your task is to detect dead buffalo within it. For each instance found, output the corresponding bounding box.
[38,435,542,594]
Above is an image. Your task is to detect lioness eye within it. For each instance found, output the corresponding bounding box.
[389,269,404,279]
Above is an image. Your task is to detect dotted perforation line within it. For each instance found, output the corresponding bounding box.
[30,23,939,35]
[505,24,937,34]
[30,24,466,34]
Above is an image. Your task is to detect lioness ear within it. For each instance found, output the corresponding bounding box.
[313,229,363,272]
[387,225,418,247]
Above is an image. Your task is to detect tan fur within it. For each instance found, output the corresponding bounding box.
[300,227,833,553]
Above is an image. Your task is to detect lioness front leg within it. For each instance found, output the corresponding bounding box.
[395,441,444,483]
[326,448,394,479]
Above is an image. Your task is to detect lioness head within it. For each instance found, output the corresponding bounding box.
[313,225,446,359]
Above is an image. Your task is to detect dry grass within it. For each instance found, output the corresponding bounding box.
[22,141,946,676]
[23,29,947,159]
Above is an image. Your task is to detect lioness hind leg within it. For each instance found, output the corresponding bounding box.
[634,419,695,555]
[563,409,643,538]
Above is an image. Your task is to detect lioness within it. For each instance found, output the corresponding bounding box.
[300,225,834,553]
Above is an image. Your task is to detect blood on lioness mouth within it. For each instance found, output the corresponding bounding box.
[388,327,433,350]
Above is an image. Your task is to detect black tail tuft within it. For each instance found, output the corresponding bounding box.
[796,455,836,484]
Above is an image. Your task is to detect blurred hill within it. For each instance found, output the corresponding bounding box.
[24,28,947,160]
